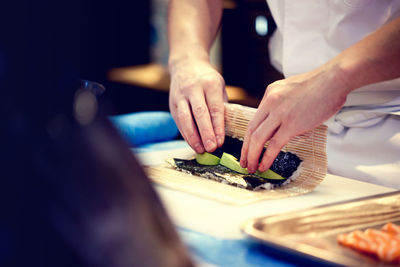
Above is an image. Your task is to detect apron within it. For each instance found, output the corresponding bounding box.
[266,0,400,188]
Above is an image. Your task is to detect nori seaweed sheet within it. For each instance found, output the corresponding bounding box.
[172,137,302,190]
[213,136,301,178]
[173,158,286,190]
[270,151,301,179]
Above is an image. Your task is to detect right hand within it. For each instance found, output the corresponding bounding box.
[169,59,227,153]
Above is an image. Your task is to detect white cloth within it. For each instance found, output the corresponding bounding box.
[327,115,400,189]
[266,0,400,188]
[326,96,400,188]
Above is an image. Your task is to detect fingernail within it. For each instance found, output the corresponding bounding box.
[216,136,223,147]
[195,143,204,153]
[205,140,216,151]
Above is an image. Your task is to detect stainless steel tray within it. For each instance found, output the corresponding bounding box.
[242,191,400,267]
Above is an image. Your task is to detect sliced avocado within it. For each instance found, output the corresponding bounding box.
[220,152,285,180]
[195,152,220,165]
[255,169,284,180]
[220,152,248,174]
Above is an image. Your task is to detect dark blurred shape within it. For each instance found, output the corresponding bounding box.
[3,104,193,267]
[0,1,192,266]
[101,81,171,115]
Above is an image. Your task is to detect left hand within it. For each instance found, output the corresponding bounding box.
[240,64,351,173]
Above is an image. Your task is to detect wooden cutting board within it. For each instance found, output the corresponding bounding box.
[147,164,313,205]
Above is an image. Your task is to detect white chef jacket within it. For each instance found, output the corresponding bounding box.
[266,0,400,188]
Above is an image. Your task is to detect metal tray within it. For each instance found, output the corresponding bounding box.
[242,191,400,267]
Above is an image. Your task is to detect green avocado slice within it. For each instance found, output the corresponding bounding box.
[195,152,220,165]
[255,169,284,180]
[219,152,248,174]
[220,152,284,180]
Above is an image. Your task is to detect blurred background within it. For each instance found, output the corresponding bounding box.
[1,0,282,115]
[0,0,282,114]
[98,0,282,115]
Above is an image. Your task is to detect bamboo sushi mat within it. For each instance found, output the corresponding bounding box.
[146,103,327,205]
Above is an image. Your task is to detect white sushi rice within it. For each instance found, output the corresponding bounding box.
[254,161,304,190]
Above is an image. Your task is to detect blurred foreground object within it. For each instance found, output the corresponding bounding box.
[0,1,192,266]
[2,84,193,267]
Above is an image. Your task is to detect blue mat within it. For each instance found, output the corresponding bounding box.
[110,111,179,146]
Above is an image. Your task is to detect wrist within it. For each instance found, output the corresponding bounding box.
[168,51,210,75]
[323,57,358,96]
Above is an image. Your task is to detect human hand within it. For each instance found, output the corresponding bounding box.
[240,65,351,173]
[169,59,227,153]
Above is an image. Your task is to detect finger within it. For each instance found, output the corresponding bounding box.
[240,107,269,168]
[240,86,280,168]
[170,97,189,142]
[258,126,291,172]
[169,99,183,135]
[203,77,225,147]
[222,89,228,102]
[172,110,189,146]
[175,99,205,153]
[245,116,280,173]
[189,89,217,152]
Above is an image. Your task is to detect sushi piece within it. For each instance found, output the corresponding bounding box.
[382,222,400,235]
[337,222,400,263]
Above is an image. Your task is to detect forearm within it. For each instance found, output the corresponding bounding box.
[333,16,400,93]
[168,0,223,70]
